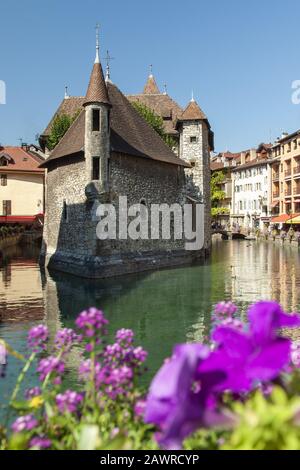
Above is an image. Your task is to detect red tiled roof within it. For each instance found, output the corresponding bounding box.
[0,147,44,173]
[143,75,160,94]
[178,99,207,121]
[83,62,110,106]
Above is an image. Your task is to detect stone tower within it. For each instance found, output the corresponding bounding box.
[176,96,212,249]
[83,28,111,199]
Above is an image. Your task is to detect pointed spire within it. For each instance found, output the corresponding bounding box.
[179,96,207,121]
[64,86,70,99]
[104,50,114,83]
[83,26,110,106]
[143,65,160,94]
[95,23,100,63]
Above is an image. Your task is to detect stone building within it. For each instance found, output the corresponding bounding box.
[39,36,212,278]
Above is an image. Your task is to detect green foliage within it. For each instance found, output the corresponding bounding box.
[131,101,176,149]
[47,112,79,150]
[211,207,230,217]
[222,387,300,450]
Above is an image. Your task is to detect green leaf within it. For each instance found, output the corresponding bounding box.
[77,424,101,450]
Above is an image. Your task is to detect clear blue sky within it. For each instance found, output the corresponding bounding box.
[1,0,300,152]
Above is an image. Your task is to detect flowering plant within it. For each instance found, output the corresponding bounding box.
[2,301,300,450]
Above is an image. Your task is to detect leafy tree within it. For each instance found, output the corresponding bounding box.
[131,101,176,150]
[47,112,79,150]
[211,170,227,217]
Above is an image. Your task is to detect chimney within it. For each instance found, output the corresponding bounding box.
[250,149,257,161]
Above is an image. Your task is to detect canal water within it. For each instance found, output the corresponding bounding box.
[1,240,300,413]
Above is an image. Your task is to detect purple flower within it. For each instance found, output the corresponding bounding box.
[37,356,65,382]
[25,386,41,399]
[75,307,108,339]
[214,301,238,317]
[56,390,83,413]
[145,344,228,450]
[134,399,146,418]
[248,301,300,344]
[200,301,300,393]
[28,325,48,352]
[291,341,300,367]
[11,414,38,433]
[115,329,134,346]
[55,328,80,352]
[29,436,51,449]
[132,346,148,365]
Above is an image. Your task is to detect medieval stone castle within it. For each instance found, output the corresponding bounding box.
[39,34,213,278]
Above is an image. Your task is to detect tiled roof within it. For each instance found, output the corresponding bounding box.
[127,93,182,136]
[178,99,207,121]
[83,62,110,106]
[143,75,160,94]
[0,147,44,173]
[231,158,270,171]
[42,97,85,136]
[40,82,190,168]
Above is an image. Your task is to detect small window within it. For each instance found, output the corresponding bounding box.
[92,156,100,180]
[190,136,198,143]
[3,200,11,215]
[1,174,7,186]
[92,109,100,131]
[140,198,147,206]
[190,161,196,167]
[63,200,68,222]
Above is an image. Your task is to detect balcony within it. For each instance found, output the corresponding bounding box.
[285,169,292,178]
[294,186,300,195]
[273,172,279,181]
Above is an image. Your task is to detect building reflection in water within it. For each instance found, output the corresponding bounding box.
[2,240,300,388]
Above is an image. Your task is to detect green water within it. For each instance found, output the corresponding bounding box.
[1,239,300,412]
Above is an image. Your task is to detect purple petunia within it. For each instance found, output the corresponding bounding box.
[28,325,48,352]
[145,344,228,450]
[56,390,84,413]
[145,301,300,450]
[29,436,51,449]
[37,356,65,382]
[200,301,300,393]
[11,414,38,433]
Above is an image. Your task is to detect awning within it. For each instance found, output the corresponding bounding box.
[0,214,42,225]
[285,215,300,224]
[271,214,295,223]
[271,201,279,208]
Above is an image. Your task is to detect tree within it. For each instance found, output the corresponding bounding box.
[131,101,176,149]
[211,170,227,217]
[47,112,79,150]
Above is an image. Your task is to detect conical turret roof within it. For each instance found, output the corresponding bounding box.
[143,74,160,94]
[83,61,111,106]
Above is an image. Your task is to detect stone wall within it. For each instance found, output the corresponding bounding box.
[179,120,211,250]
[41,151,210,278]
